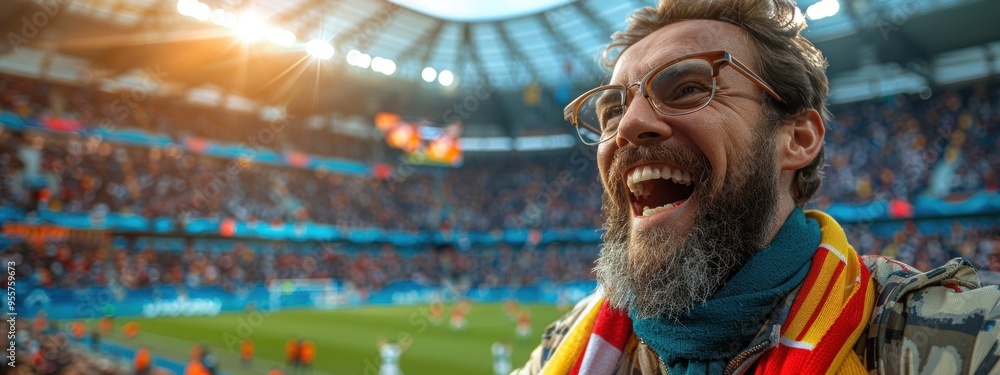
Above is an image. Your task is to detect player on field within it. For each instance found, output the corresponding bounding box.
[491,341,513,375]
[378,338,410,375]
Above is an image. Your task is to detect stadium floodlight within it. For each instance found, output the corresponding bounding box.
[806,0,840,20]
[306,40,335,60]
[210,9,237,28]
[372,56,396,75]
[176,0,197,17]
[421,67,437,82]
[346,50,361,66]
[370,57,396,75]
[438,70,454,86]
[346,50,372,68]
[381,59,396,75]
[268,28,296,47]
[234,12,268,42]
[191,2,212,21]
[371,56,385,72]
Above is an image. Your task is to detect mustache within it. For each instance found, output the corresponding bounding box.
[601,143,712,242]
[607,144,711,188]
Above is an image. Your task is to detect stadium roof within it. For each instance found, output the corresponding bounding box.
[1,0,999,139]
[387,0,577,22]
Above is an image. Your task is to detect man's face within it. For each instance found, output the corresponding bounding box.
[594,20,782,319]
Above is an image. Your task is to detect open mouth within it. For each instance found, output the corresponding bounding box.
[625,164,698,217]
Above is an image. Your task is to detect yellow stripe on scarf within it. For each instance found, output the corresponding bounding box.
[837,350,870,375]
[540,295,605,375]
[827,283,874,375]
[783,212,867,346]
[753,211,876,375]
[808,210,876,375]
[781,250,845,344]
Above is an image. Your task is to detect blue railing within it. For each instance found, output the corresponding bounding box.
[0,111,370,177]
[2,190,999,245]
[15,280,599,320]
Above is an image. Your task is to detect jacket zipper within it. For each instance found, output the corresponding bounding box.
[659,355,668,374]
[640,338,771,375]
[724,339,771,375]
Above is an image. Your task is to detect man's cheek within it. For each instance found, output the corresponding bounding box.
[597,145,614,174]
[703,170,726,198]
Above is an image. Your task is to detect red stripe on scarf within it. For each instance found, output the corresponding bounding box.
[784,249,827,333]
[569,301,632,375]
[753,254,873,375]
[593,303,632,350]
[800,263,872,373]
[569,345,586,374]
[795,259,846,342]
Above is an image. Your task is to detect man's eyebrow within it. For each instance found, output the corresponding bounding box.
[609,73,634,87]
[611,61,657,86]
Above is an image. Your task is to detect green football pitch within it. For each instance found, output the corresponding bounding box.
[103,303,568,375]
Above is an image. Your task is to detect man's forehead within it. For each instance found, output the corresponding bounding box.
[611,20,755,85]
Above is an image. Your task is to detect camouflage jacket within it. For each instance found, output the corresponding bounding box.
[514,256,1000,374]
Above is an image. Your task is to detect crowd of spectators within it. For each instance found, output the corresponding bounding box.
[815,84,1000,205]
[0,73,372,161]
[9,218,1000,294]
[9,239,600,292]
[0,132,441,230]
[0,129,604,230]
[3,74,1000,233]
[3,74,1000,290]
[845,221,1000,273]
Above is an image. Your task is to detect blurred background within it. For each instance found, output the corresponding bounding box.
[1,0,999,374]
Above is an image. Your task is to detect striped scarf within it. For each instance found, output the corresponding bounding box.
[752,211,874,375]
[540,210,875,375]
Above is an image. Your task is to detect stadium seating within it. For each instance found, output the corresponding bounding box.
[2,74,1000,288]
[3,73,999,225]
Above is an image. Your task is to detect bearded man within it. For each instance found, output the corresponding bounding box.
[515,0,1000,374]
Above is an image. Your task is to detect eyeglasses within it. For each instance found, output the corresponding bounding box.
[564,51,783,145]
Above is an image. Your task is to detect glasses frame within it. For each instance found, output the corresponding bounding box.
[564,50,784,145]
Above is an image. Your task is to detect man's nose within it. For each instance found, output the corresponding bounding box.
[614,98,673,148]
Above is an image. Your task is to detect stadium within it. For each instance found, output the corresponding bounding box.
[1,0,1000,374]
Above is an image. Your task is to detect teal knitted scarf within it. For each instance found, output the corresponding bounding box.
[631,208,820,375]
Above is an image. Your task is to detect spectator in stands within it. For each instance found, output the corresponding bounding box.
[518,0,1000,374]
[2,85,996,233]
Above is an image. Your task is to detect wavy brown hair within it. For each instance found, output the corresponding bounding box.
[604,0,828,207]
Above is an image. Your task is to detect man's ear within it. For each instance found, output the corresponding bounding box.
[779,109,824,171]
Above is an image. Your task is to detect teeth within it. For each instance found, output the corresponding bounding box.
[626,164,694,196]
[642,203,676,216]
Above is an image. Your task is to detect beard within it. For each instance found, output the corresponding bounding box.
[595,129,780,320]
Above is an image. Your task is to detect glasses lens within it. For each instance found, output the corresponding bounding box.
[647,58,715,114]
[575,88,624,145]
